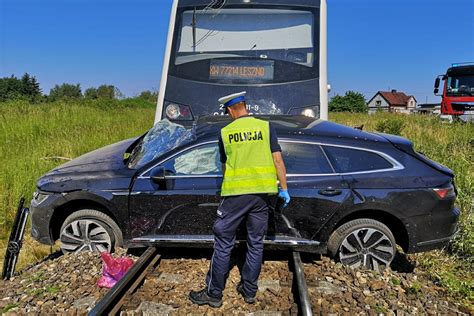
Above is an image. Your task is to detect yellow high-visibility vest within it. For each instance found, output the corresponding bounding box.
[221,117,278,196]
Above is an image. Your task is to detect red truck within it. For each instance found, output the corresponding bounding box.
[434,63,474,120]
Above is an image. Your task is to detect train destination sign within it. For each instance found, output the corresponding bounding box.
[209,60,275,81]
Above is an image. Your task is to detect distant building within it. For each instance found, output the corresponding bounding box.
[367,90,417,114]
[415,103,441,115]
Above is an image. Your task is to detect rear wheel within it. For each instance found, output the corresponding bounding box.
[327,218,396,272]
[59,209,123,254]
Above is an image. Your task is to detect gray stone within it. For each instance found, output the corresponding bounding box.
[134,301,176,316]
[312,280,343,295]
[72,296,96,311]
[258,279,281,293]
[157,273,184,284]
[246,312,282,316]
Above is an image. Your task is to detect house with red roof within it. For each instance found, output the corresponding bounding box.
[367,90,417,114]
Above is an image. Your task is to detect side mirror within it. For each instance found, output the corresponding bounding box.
[434,77,442,95]
[150,166,165,183]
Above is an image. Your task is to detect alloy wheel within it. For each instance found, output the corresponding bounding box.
[60,219,112,253]
[339,228,395,271]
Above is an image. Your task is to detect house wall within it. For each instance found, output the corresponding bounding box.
[391,106,411,114]
[367,94,390,114]
[407,97,417,109]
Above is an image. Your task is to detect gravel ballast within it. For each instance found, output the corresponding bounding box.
[0,249,471,315]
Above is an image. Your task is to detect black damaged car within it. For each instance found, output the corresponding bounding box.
[30,116,459,270]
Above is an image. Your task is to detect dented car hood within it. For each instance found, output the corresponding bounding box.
[37,138,138,192]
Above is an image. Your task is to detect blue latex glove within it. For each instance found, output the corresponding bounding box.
[278,189,291,208]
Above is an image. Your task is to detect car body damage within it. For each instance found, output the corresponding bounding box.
[30,116,459,259]
[37,138,138,192]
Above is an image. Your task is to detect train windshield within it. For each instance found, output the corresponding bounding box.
[176,9,314,69]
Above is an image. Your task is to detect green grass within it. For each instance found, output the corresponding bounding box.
[2,303,19,313]
[0,99,156,268]
[0,102,472,304]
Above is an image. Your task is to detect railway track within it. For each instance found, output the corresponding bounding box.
[89,247,313,315]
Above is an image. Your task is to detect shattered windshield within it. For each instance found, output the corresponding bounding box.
[128,120,196,169]
[446,75,474,96]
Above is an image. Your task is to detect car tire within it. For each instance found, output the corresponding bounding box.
[327,218,396,272]
[59,209,123,254]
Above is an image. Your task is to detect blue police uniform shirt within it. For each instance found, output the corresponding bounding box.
[218,117,281,164]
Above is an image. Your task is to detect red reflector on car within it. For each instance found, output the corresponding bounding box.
[433,187,454,199]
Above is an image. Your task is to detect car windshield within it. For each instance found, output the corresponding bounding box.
[446,75,474,96]
[175,8,314,67]
[128,120,196,169]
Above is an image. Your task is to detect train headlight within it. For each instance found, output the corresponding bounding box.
[302,108,316,118]
[165,103,181,120]
[288,106,318,118]
[164,102,194,121]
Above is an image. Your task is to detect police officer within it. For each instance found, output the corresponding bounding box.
[189,92,291,308]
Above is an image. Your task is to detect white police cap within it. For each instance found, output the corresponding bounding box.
[218,91,247,108]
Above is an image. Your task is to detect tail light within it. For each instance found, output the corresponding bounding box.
[432,183,456,199]
[164,102,194,121]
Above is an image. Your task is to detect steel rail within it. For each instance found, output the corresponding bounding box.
[292,251,313,316]
[2,197,29,280]
[89,247,160,316]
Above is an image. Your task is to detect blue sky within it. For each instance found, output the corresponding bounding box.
[0,0,473,103]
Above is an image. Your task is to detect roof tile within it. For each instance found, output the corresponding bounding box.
[379,91,413,106]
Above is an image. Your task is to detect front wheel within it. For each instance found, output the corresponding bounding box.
[327,218,396,272]
[59,209,123,254]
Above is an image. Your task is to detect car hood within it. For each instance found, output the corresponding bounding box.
[53,138,136,172]
[37,138,138,192]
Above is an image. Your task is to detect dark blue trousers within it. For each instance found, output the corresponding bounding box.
[205,194,269,299]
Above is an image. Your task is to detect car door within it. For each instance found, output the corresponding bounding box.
[274,141,352,242]
[128,142,222,240]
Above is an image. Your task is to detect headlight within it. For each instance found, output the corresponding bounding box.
[288,106,318,118]
[302,108,316,118]
[166,103,181,120]
[32,191,49,205]
[164,102,194,121]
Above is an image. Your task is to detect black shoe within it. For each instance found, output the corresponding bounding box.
[236,282,256,304]
[189,288,223,308]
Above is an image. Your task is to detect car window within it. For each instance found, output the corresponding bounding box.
[323,146,393,173]
[280,142,333,174]
[162,143,221,176]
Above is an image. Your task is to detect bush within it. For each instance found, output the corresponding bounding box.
[329,91,368,113]
[48,83,82,101]
[375,118,405,135]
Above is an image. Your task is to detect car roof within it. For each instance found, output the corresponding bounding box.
[194,115,389,146]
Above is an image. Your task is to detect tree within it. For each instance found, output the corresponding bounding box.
[84,87,98,99]
[48,83,82,101]
[0,73,42,102]
[329,91,368,113]
[21,73,42,100]
[138,90,158,103]
[96,85,115,99]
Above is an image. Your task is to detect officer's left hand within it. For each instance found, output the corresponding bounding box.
[278,189,291,208]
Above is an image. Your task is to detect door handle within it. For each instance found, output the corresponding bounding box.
[318,189,342,196]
